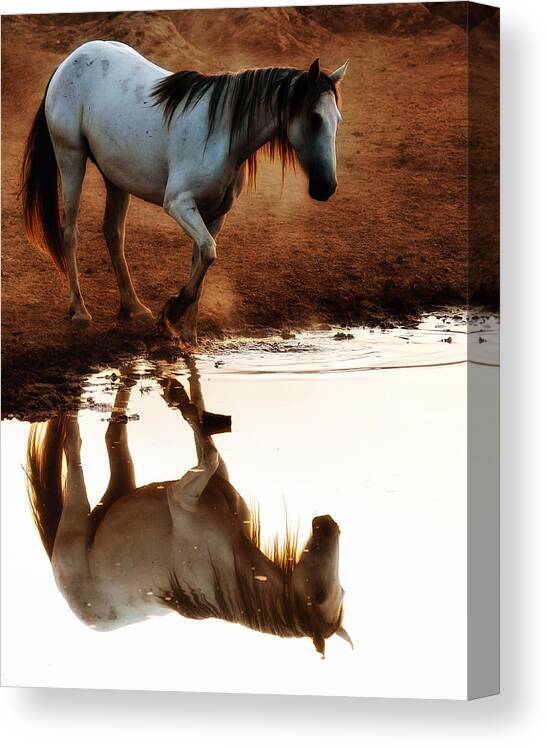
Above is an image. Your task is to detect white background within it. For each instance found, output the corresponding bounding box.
[1,0,546,745]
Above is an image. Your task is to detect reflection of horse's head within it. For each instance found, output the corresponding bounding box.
[26,360,351,657]
[292,515,351,656]
[161,502,351,657]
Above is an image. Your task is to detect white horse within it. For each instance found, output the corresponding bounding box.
[26,360,352,657]
[21,40,348,342]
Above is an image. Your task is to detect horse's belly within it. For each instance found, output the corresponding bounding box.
[83,101,169,204]
[89,486,173,588]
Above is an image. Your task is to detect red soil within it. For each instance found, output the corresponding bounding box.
[1,5,499,419]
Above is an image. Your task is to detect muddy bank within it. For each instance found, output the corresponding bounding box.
[2,309,423,422]
[2,306,501,422]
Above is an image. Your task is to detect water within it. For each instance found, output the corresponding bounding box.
[1,314,499,698]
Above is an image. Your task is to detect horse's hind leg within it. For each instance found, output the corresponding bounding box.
[56,145,91,327]
[102,179,152,322]
[52,415,105,625]
[52,415,92,584]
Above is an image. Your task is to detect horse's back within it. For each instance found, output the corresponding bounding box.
[51,39,167,86]
[46,41,171,202]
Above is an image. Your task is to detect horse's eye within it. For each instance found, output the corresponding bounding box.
[315,589,327,604]
[310,112,322,131]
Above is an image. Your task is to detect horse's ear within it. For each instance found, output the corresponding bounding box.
[308,58,321,83]
[330,60,349,85]
[312,631,326,658]
[336,626,354,649]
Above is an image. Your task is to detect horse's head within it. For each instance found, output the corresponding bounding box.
[288,59,349,202]
[292,514,352,657]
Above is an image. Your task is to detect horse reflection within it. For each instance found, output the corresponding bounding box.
[26,361,351,656]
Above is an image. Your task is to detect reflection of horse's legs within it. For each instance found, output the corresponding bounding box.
[167,424,219,514]
[180,216,225,345]
[161,374,219,513]
[100,372,137,507]
[185,358,252,526]
[52,415,92,583]
[162,365,251,527]
[185,355,230,481]
[53,415,110,624]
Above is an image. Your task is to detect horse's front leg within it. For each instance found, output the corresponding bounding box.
[180,216,226,344]
[164,388,220,515]
[161,361,231,482]
[159,190,217,342]
[177,242,205,346]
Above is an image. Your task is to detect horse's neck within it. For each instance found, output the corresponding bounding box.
[238,117,278,162]
[233,75,294,164]
[231,536,291,607]
[241,537,286,584]
[195,533,290,618]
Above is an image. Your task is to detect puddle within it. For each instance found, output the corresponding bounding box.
[1,313,499,697]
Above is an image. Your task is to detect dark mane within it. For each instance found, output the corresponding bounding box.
[158,554,343,645]
[158,506,343,647]
[151,66,338,185]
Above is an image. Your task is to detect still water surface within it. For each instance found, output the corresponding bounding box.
[1,314,498,698]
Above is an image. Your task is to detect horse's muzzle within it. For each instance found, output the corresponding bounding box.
[309,180,337,202]
[312,514,340,538]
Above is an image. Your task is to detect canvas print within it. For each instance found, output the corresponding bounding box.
[1,2,499,699]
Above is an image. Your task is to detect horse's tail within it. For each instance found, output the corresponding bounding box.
[26,417,68,559]
[20,74,67,278]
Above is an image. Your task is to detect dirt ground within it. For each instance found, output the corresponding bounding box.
[1,4,499,419]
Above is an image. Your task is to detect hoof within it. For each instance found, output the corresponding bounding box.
[70,312,92,330]
[118,304,154,323]
[180,325,199,347]
[69,301,92,329]
[157,297,198,347]
[161,377,190,408]
[161,379,201,426]
[202,411,232,436]
[157,298,188,343]
[156,315,181,343]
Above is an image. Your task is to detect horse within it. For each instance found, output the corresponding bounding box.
[26,359,352,657]
[21,40,348,343]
